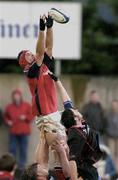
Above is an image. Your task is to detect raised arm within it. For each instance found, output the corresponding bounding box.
[45,14,53,58]
[35,15,46,66]
[51,140,70,179]
[35,138,49,178]
[69,160,78,180]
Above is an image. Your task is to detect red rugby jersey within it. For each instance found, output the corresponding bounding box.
[26,53,58,116]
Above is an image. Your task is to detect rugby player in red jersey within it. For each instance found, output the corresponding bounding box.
[18,13,71,170]
[18,14,57,118]
[18,12,68,136]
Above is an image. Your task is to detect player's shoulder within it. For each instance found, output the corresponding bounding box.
[68,127,78,137]
[68,126,84,139]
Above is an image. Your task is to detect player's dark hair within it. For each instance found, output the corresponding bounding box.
[0,153,16,172]
[21,163,38,180]
[61,109,76,129]
[17,50,24,61]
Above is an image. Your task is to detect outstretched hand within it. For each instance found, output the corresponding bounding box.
[40,14,46,31]
[46,13,53,28]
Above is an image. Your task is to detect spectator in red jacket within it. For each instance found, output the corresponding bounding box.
[4,89,34,168]
[0,153,16,180]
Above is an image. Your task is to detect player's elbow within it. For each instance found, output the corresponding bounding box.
[46,48,53,58]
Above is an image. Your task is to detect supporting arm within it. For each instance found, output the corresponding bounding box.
[48,72,72,108]
[69,160,78,180]
[56,80,71,103]
[51,140,70,178]
[35,132,49,168]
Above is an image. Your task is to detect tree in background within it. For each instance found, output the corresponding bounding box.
[62,0,118,75]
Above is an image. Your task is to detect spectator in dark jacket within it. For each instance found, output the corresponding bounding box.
[0,153,16,180]
[82,90,106,135]
[106,99,118,171]
[4,89,34,168]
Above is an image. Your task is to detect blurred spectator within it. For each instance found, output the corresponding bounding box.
[106,99,118,171]
[4,89,34,168]
[0,153,16,180]
[95,144,118,180]
[82,90,107,136]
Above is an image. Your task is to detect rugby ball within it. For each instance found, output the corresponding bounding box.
[49,8,70,24]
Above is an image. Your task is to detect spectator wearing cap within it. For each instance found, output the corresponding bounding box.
[4,89,34,168]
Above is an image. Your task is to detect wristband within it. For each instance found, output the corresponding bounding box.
[40,18,45,31]
[48,73,58,81]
